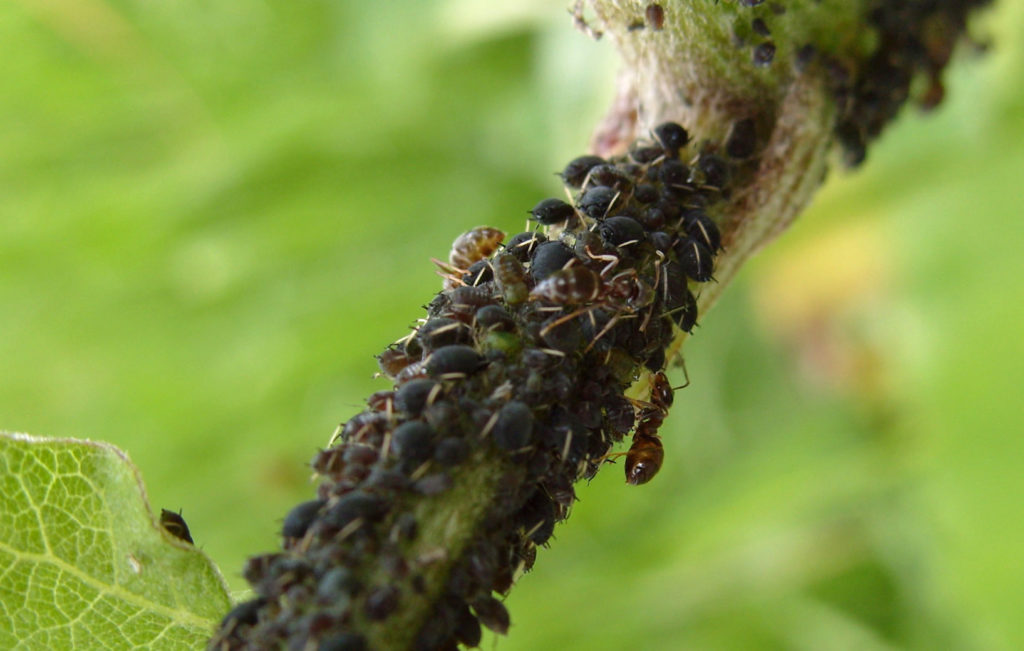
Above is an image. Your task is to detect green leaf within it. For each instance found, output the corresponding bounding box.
[0,432,231,650]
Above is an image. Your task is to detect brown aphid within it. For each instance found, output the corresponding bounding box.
[160,509,194,544]
[530,266,603,305]
[645,3,665,30]
[492,252,529,305]
[378,346,415,379]
[449,226,505,271]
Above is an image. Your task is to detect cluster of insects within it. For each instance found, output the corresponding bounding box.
[211,118,751,651]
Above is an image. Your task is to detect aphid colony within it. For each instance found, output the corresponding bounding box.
[210,121,755,650]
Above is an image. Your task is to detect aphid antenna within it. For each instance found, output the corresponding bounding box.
[336,518,365,543]
[605,190,623,217]
[426,383,444,407]
[409,461,433,482]
[380,430,393,462]
[538,348,567,358]
[328,423,344,446]
[560,430,573,461]
[478,411,500,441]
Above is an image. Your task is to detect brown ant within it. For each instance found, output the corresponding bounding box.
[610,368,688,485]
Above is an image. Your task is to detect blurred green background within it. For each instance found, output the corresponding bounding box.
[2,1,1022,649]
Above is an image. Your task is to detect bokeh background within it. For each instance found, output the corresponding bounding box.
[2,1,1022,649]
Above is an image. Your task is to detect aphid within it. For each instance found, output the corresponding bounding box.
[344,444,378,466]
[682,209,722,252]
[377,346,415,379]
[597,215,646,248]
[474,304,516,331]
[559,155,606,188]
[394,379,440,415]
[633,183,659,203]
[448,285,494,311]
[740,0,765,5]
[218,597,265,631]
[649,230,673,253]
[675,237,715,282]
[392,421,436,462]
[836,120,866,167]
[582,164,633,192]
[462,259,493,286]
[392,513,418,542]
[795,43,817,71]
[491,252,529,305]
[540,315,584,353]
[452,600,483,648]
[322,491,389,530]
[577,185,619,219]
[530,266,602,305]
[492,400,534,451]
[725,117,757,159]
[658,159,691,191]
[528,240,575,281]
[529,198,576,225]
[364,585,401,620]
[630,145,663,165]
[281,499,325,539]
[753,41,776,67]
[505,231,547,262]
[160,509,193,544]
[425,344,484,379]
[449,226,505,271]
[652,121,690,154]
[366,390,394,413]
[694,153,730,189]
[645,3,665,30]
[518,490,557,545]
[434,437,470,466]
[414,473,453,496]
[317,567,363,601]
[751,17,770,37]
[416,317,473,352]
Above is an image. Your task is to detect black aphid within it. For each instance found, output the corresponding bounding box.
[528,241,575,281]
[598,216,646,247]
[392,421,435,462]
[159,509,194,544]
[492,401,534,451]
[282,499,325,539]
[529,198,576,225]
[682,209,722,252]
[505,231,547,263]
[322,491,389,530]
[394,379,439,416]
[675,237,715,282]
[560,155,606,188]
[753,41,776,67]
[577,185,619,219]
[364,585,400,620]
[425,345,484,378]
[652,121,690,154]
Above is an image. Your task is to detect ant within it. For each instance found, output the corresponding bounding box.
[611,367,688,485]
